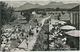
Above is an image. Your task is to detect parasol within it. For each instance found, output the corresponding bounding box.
[51,19,66,25]
[51,19,59,25]
[60,25,76,30]
[65,30,80,37]
[58,21,66,25]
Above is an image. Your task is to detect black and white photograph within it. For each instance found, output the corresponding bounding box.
[0,0,80,52]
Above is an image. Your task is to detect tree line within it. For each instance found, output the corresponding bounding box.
[0,1,17,47]
[0,2,16,25]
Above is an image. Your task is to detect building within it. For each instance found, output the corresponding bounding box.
[69,5,80,30]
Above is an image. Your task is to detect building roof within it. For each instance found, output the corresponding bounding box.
[69,5,80,11]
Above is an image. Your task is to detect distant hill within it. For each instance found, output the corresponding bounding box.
[15,1,79,11]
[39,2,79,9]
[6,1,26,8]
[38,2,64,9]
[15,2,41,11]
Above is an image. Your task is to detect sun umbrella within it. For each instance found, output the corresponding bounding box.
[65,30,80,37]
[58,21,66,25]
[60,25,76,30]
[51,19,66,25]
[51,19,59,25]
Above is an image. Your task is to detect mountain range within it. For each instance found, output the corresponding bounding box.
[15,1,79,11]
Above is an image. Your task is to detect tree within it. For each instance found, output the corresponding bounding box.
[0,1,16,47]
[23,12,32,22]
[0,2,16,25]
[56,7,60,11]
[57,13,61,20]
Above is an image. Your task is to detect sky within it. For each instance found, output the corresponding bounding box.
[0,0,80,3]
[0,0,80,7]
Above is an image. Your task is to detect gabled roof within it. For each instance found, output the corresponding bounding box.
[69,5,80,11]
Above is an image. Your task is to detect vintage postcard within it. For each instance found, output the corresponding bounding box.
[0,0,80,52]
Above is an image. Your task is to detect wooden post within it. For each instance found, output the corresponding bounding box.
[44,19,49,50]
[0,3,2,48]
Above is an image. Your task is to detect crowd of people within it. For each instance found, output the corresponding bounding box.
[1,25,29,51]
[49,22,71,50]
[1,21,41,52]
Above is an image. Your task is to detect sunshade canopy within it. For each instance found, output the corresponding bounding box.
[60,25,76,30]
[65,30,80,37]
[51,19,66,25]
[51,19,59,25]
[58,21,66,25]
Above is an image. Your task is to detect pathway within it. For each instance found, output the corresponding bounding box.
[27,15,51,51]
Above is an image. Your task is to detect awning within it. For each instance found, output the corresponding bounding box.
[65,30,80,37]
[51,19,66,25]
[60,25,76,30]
[58,21,66,25]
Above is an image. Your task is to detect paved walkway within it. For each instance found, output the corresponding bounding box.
[27,27,41,51]
[27,15,51,51]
